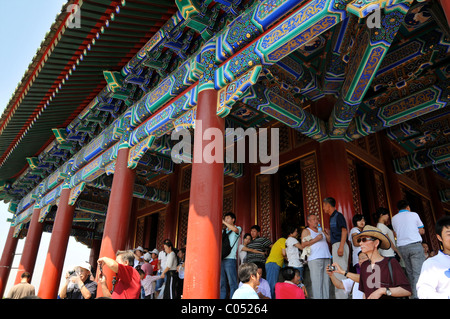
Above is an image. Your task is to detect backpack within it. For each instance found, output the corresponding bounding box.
[221,229,239,260]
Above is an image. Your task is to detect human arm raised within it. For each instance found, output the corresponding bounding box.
[97,256,119,273]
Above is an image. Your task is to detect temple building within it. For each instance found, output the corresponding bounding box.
[0,0,449,299]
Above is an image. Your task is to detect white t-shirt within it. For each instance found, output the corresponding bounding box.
[416,251,450,299]
[377,223,396,257]
[285,236,302,267]
[238,244,247,265]
[392,210,424,247]
[165,251,178,271]
[158,250,167,272]
[349,227,361,267]
[232,283,259,299]
[342,278,363,299]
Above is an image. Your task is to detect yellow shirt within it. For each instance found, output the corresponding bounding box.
[265,237,286,267]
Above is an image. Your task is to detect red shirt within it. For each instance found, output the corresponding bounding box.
[111,263,141,299]
[150,259,158,274]
[275,282,305,299]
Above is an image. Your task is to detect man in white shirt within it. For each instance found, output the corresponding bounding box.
[417,216,450,299]
[392,199,425,298]
[232,263,260,299]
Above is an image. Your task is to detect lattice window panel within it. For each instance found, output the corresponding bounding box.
[350,134,380,160]
[156,210,166,249]
[160,176,169,192]
[277,125,292,154]
[347,157,363,216]
[135,216,146,248]
[177,201,190,249]
[180,166,192,193]
[257,174,272,240]
[300,154,320,220]
[367,134,380,159]
[223,184,234,215]
[373,171,388,209]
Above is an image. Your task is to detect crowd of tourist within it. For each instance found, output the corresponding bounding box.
[5,197,449,300]
[229,197,450,300]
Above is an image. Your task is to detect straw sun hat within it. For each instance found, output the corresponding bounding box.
[353,225,391,250]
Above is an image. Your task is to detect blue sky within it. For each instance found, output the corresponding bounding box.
[0,1,90,296]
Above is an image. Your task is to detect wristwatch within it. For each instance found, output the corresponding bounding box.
[386,288,392,296]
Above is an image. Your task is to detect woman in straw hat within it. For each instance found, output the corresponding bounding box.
[353,225,412,299]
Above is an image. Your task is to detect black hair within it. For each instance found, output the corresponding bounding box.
[164,239,173,248]
[254,262,265,270]
[280,267,300,281]
[250,225,261,232]
[21,272,31,279]
[373,207,389,221]
[352,214,364,227]
[286,225,298,236]
[397,199,410,210]
[323,197,336,207]
[435,215,450,238]
[224,212,236,221]
[243,233,251,240]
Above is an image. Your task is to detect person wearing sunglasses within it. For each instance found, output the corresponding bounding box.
[353,225,412,299]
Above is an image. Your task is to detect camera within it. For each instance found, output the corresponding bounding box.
[68,270,76,276]
[328,265,337,272]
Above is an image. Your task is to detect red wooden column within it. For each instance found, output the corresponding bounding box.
[0,226,19,298]
[38,188,75,299]
[96,147,136,296]
[14,208,44,284]
[318,140,355,228]
[183,88,225,299]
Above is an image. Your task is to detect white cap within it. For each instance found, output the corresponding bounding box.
[143,252,152,261]
[77,261,92,273]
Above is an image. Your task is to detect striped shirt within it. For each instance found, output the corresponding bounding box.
[246,237,272,263]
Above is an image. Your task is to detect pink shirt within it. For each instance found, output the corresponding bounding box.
[141,263,153,276]
[275,282,305,299]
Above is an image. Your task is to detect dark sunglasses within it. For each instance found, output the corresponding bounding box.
[357,237,376,244]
